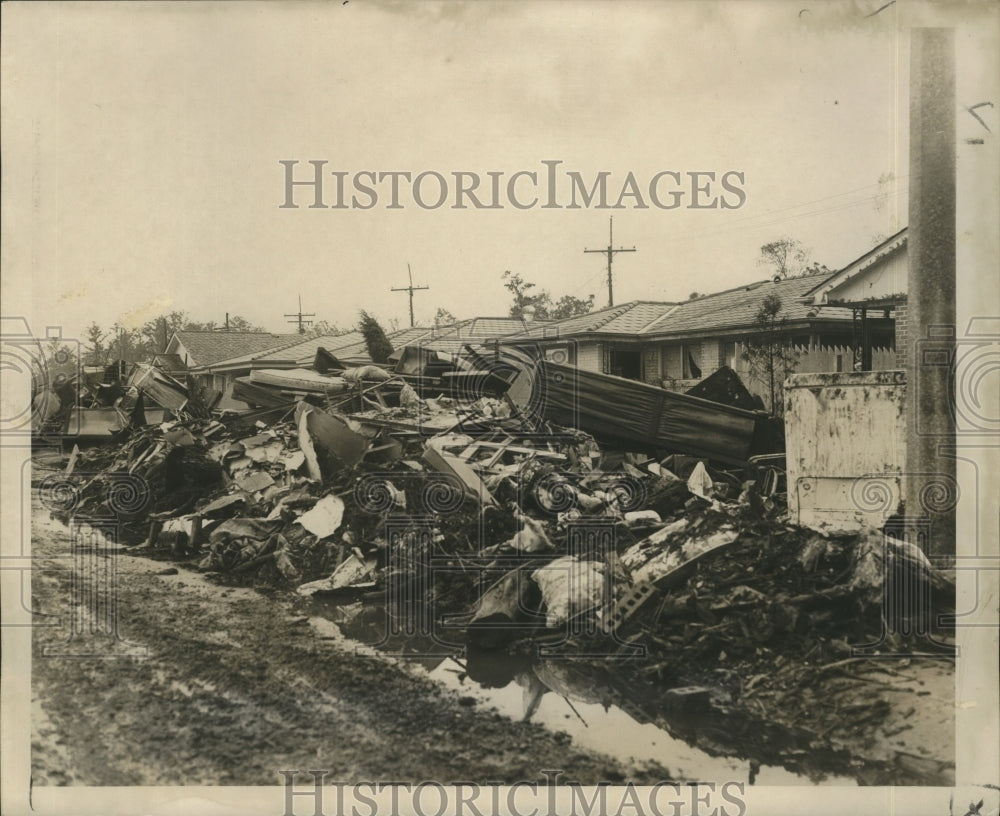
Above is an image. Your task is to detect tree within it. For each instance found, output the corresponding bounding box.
[226,315,265,332]
[758,237,808,279]
[688,292,701,300]
[434,307,457,328]
[802,261,832,276]
[106,324,145,364]
[309,319,341,336]
[549,293,595,319]
[358,311,394,364]
[502,270,594,320]
[502,270,549,318]
[84,322,106,365]
[141,310,189,354]
[741,294,799,415]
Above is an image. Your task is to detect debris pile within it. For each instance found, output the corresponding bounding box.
[38,354,954,785]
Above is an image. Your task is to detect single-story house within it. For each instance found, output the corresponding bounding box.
[499,234,904,410]
[799,227,908,369]
[161,330,302,406]
[164,331,301,379]
[183,317,542,409]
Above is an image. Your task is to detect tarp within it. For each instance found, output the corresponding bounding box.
[684,365,763,411]
[313,347,345,374]
[528,361,763,465]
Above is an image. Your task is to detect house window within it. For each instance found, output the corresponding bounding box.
[683,344,702,379]
[723,341,737,369]
[609,347,642,381]
[661,345,683,379]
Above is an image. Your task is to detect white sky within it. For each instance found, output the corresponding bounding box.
[1,0,995,340]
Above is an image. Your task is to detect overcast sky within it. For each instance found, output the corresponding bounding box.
[3,1,996,341]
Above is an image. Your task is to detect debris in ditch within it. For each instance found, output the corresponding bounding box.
[34,354,956,786]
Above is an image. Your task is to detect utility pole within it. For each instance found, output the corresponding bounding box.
[905,28,956,558]
[284,294,315,334]
[391,263,429,327]
[585,216,636,307]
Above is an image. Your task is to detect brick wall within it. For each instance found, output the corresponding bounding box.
[700,340,724,374]
[642,345,661,385]
[577,342,603,373]
[895,300,908,368]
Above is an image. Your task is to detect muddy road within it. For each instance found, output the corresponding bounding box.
[30,508,670,787]
[30,498,955,789]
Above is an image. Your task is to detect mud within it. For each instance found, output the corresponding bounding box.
[29,507,669,786]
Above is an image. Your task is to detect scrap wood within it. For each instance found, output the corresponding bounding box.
[422,445,497,506]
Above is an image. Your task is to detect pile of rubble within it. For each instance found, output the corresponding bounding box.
[40,353,954,783]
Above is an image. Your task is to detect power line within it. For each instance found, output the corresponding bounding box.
[657,184,910,247]
[391,263,429,328]
[284,294,315,334]
[584,216,636,307]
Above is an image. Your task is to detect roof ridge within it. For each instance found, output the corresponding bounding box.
[250,333,346,361]
[680,271,827,304]
[177,329,293,335]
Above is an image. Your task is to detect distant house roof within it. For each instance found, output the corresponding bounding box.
[800,228,908,309]
[330,320,537,363]
[503,301,679,341]
[196,333,361,372]
[449,316,543,337]
[641,271,854,337]
[168,331,301,369]
[149,352,186,373]
[498,273,860,345]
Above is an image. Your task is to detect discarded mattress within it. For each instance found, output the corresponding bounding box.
[249,368,349,394]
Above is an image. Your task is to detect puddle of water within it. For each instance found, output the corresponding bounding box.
[306,614,855,785]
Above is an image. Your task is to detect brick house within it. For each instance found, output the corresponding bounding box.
[500,234,905,409]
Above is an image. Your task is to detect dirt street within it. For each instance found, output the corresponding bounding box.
[29,506,670,787]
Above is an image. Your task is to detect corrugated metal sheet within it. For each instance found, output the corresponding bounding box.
[531,361,764,465]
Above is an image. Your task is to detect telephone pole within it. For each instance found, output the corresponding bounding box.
[585,217,636,307]
[284,294,315,334]
[391,264,429,327]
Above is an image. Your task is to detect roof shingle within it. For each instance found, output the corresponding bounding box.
[642,272,853,336]
[173,331,301,368]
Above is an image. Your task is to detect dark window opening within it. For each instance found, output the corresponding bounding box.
[610,348,642,381]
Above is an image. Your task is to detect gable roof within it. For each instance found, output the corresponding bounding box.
[800,228,907,307]
[498,273,858,345]
[453,316,543,337]
[170,331,300,369]
[327,320,538,363]
[195,333,362,372]
[148,352,186,373]
[641,271,853,337]
[503,301,679,340]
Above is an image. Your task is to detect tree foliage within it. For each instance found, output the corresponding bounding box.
[358,310,394,364]
[84,322,106,365]
[741,294,799,415]
[758,238,809,279]
[309,320,342,336]
[434,307,457,328]
[502,270,594,320]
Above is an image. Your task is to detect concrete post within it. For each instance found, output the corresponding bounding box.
[906,28,956,557]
